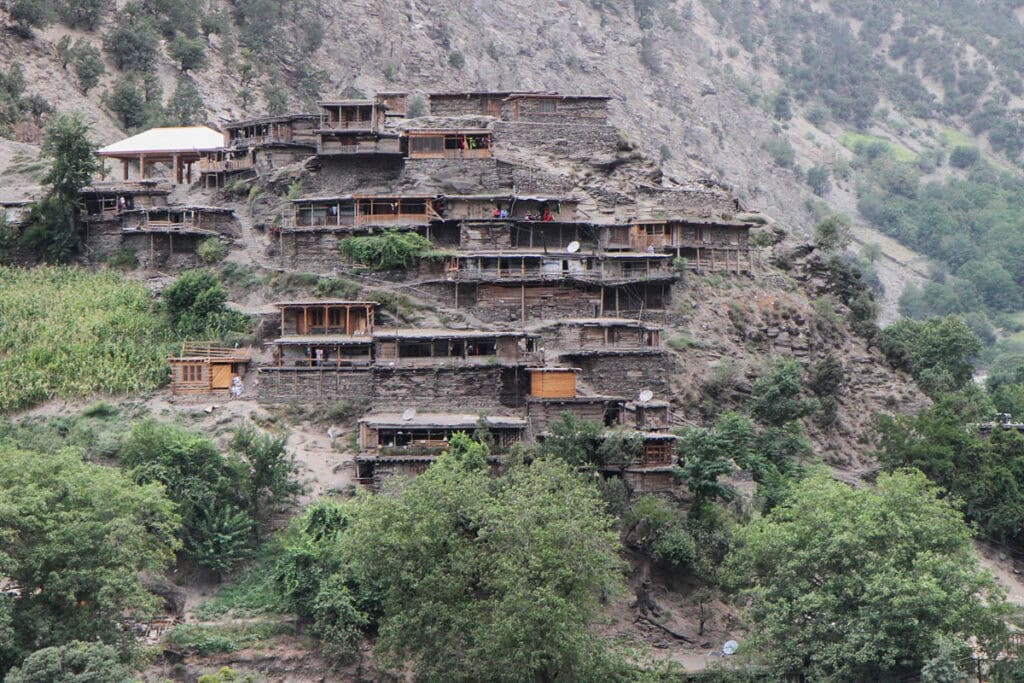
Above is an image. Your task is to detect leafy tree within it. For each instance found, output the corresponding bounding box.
[749,359,819,427]
[879,315,981,395]
[0,446,180,674]
[57,0,107,29]
[281,455,629,679]
[806,164,831,196]
[102,14,160,72]
[813,213,852,253]
[339,230,433,270]
[199,11,229,38]
[675,427,738,506]
[169,34,208,72]
[55,35,72,68]
[263,82,288,116]
[958,258,1023,311]
[622,496,697,570]
[69,40,105,94]
[772,88,793,120]
[161,269,248,338]
[231,424,299,527]
[167,76,206,125]
[20,113,97,262]
[6,0,55,36]
[104,77,147,130]
[725,470,1009,680]
[4,641,132,682]
[949,145,981,168]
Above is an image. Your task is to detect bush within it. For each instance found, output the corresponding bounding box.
[106,248,138,270]
[448,51,465,69]
[806,165,832,196]
[67,40,105,94]
[167,76,206,126]
[198,237,227,264]
[104,78,147,130]
[58,0,108,29]
[161,269,249,339]
[169,34,208,72]
[949,145,981,169]
[4,641,131,683]
[339,230,432,270]
[763,135,795,168]
[103,15,161,72]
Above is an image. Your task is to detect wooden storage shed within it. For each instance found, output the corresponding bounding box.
[168,342,252,396]
[528,367,578,398]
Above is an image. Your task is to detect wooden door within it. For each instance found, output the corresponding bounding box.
[211,363,232,389]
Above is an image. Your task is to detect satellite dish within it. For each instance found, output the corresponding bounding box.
[722,640,739,656]
[567,241,581,254]
[646,244,655,253]
[638,389,654,403]
[402,407,417,421]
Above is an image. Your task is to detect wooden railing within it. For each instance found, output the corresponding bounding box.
[178,341,252,360]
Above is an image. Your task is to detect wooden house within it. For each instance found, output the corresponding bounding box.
[168,342,251,396]
[317,131,402,156]
[318,100,385,131]
[120,206,238,236]
[224,114,319,149]
[620,433,679,493]
[80,182,170,218]
[528,367,578,399]
[628,218,755,272]
[406,129,493,159]
[539,319,662,351]
[500,94,611,124]
[271,300,376,367]
[427,91,518,117]
[442,252,674,284]
[373,329,542,367]
[289,195,440,228]
[442,194,580,222]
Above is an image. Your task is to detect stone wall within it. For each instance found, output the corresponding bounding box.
[511,166,577,195]
[637,186,739,217]
[256,365,511,408]
[501,98,609,124]
[493,122,619,159]
[121,232,203,270]
[317,156,404,194]
[558,350,677,398]
[81,218,123,261]
[423,282,603,324]
[278,229,343,272]
[399,158,511,194]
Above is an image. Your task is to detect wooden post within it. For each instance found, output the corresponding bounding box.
[345,305,351,335]
[168,233,173,259]
[172,154,180,183]
[139,154,146,179]
[454,282,459,309]
[615,287,620,316]
[122,159,129,181]
[280,308,285,338]
[303,307,309,335]
[521,282,526,323]
[599,285,604,316]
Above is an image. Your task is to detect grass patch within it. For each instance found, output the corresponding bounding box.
[840,132,917,162]
[668,335,707,351]
[0,267,174,413]
[166,622,292,656]
[939,128,973,148]
[194,549,284,620]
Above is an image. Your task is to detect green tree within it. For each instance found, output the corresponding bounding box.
[879,315,981,395]
[806,165,831,196]
[57,0,107,29]
[749,359,819,427]
[20,113,97,262]
[339,230,432,270]
[263,82,288,116]
[169,34,208,72]
[69,40,105,94]
[281,455,629,679]
[104,77,147,130]
[102,14,160,72]
[161,269,248,338]
[0,446,180,674]
[231,424,299,527]
[167,76,206,125]
[6,0,55,36]
[813,213,852,253]
[725,470,1009,680]
[4,641,131,683]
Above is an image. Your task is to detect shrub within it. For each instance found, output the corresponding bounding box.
[406,95,427,117]
[949,145,981,169]
[806,165,832,196]
[447,51,465,69]
[763,135,795,168]
[198,237,227,264]
[339,230,432,270]
[67,40,105,94]
[161,269,249,339]
[167,76,206,126]
[103,15,161,72]
[107,248,138,270]
[169,34,208,72]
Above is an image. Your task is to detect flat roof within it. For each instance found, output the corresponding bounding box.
[527,367,579,373]
[407,128,492,135]
[631,217,755,228]
[122,205,234,214]
[455,251,670,260]
[625,400,671,408]
[291,194,437,204]
[272,335,373,346]
[360,412,527,429]
[226,113,319,128]
[374,328,535,340]
[545,318,663,329]
[504,93,611,101]
[98,126,224,156]
[442,193,579,202]
[274,300,378,308]
[319,99,377,106]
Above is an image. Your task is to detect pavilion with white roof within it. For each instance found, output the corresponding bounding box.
[97,126,225,184]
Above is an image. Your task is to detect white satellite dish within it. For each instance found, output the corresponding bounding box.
[402,407,417,421]
[567,241,581,254]
[722,640,739,656]
[638,389,654,403]
[646,244,655,253]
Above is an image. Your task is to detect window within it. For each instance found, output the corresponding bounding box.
[180,363,203,383]
[539,99,557,113]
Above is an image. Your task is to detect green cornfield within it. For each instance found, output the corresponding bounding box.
[0,266,174,413]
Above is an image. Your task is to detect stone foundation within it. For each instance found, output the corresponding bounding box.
[559,350,677,398]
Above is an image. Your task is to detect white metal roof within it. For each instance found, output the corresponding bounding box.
[98,127,224,156]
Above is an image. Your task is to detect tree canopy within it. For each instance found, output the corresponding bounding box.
[725,470,1008,680]
[0,446,180,675]
[278,452,630,680]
